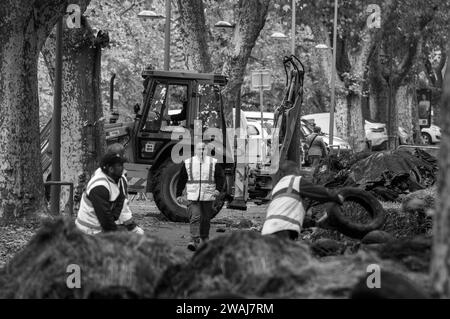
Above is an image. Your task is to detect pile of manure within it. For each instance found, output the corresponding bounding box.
[154,231,426,299]
[0,218,185,299]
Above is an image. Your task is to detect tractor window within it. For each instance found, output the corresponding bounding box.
[143,82,167,132]
[198,85,221,131]
[248,125,260,136]
[163,84,188,130]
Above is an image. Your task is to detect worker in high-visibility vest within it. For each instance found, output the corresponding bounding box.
[76,151,143,235]
[176,142,225,251]
[94,144,144,235]
[262,160,344,240]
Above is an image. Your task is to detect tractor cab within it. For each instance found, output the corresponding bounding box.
[125,69,230,222]
[132,69,228,165]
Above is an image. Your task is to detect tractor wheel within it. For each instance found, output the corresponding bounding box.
[44,174,51,202]
[421,132,432,145]
[153,159,225,223]
[325,188,386,239]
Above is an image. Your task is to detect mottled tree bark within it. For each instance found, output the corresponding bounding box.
[432,47,450,298]
[42,18,106,211]
[0,0,89,221]
[221,0,271,112]
[176,0,212,73]
[307,13,380,150]
[396,85,419,144]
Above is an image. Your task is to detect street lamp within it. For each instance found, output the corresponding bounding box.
[138,1,171,71]
[137,10,165,19]
[314,44,330,50]
[270,0,297,55]
[270,31,288,39]
[214,21,235,28]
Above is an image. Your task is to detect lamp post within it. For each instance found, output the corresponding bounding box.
[270,0,303,168]
[330,0,338,147]
[315,0,338,147]
[291,0,296,56]
[50,17,63,215]
[163,0,171,71]
[138,1,171,71]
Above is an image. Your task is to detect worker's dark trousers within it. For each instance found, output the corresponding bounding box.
[188,201,213,241]
[310,155,322,179]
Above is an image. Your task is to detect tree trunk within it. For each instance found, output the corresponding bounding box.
[432,47,450,298]
[176,0,212,73]
[41,18,106,211]
[0,16,45,220]
[369,74,389,123]
[221,0,271,113]
[335,93,349,140]
[345,29,375,151]
[0,0,89,220]
[347,93,366,152]
[396,84,417,144]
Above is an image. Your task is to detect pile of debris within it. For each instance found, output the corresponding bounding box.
[317,149,437,202]
[154,231,431,299]
[0,220,432,299]
[0,218,184,299]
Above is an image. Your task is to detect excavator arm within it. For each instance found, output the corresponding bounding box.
[271,55,305,183]
[271,55,305,179]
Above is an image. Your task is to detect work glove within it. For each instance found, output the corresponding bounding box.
[177,196,189,206]
[131,226,145,235]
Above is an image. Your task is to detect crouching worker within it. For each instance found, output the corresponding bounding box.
[176,142,225,251]
[262,160,344,241]
[96,144,144,235]
[75,151,143,235]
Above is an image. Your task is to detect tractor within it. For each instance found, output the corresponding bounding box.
[42,55,306,222]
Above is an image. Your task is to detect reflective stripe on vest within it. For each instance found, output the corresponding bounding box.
[184,156,216,201]
[271,176,301,202]
[261,175,305,235]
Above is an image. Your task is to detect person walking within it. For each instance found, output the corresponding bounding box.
[305,126,328,180]
[176,142,225,251]
[262,161,344,241]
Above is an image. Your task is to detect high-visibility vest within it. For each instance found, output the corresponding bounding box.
[75,170,124,235]
[261,175,306,235]
[184,155,217,201]
[92,168,132,225]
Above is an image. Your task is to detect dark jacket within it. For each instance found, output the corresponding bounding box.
[88,175,136,232]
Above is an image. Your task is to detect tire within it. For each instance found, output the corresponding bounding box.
[372,141,387,152]
[153,159,225,223]
[44,174,51,201]
[325,188,386,239]
[421,133,432,145]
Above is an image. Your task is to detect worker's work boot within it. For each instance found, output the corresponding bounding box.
[187,238,200,252]
[198,237,209,249]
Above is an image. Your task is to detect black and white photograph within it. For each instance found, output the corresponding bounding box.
[0,0,449,308]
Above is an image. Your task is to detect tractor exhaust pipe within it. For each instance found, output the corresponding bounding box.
[110,73,116,112]
[109,73,119,124]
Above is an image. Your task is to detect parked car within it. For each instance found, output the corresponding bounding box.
[365,120,441,149]
[246,119,271,165]
[421,124,441,145]
[365,121,412,150]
